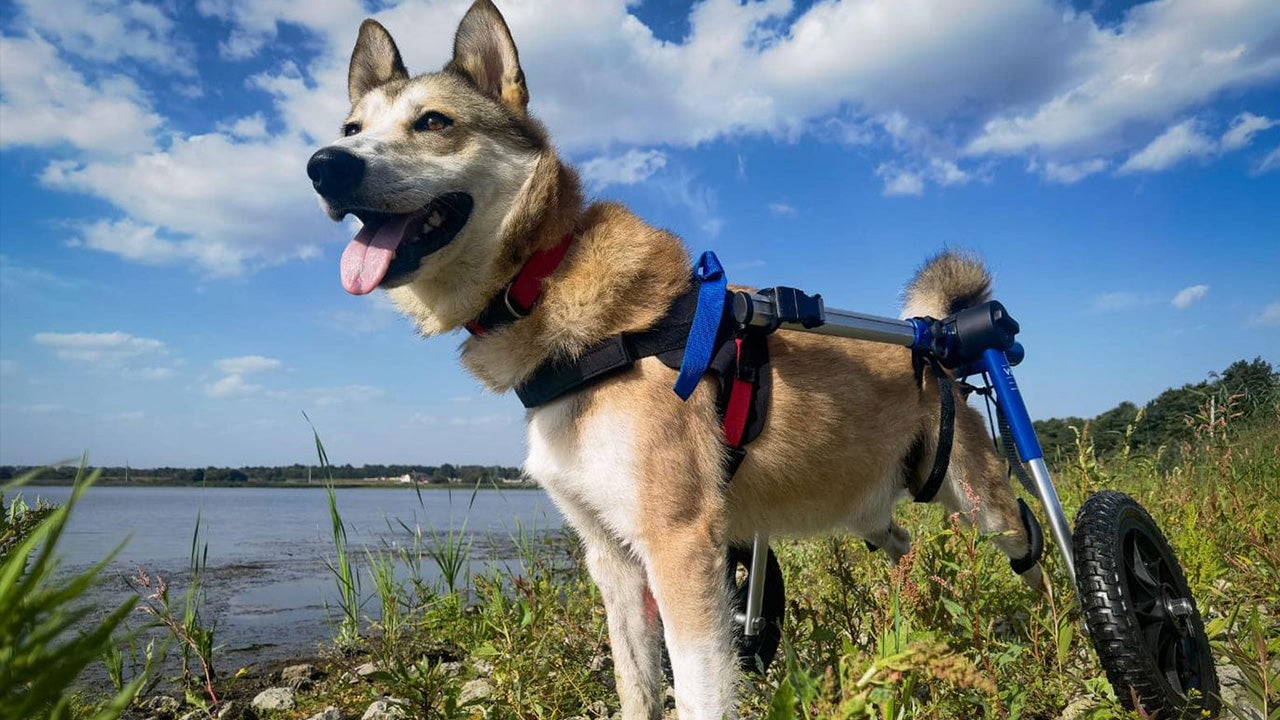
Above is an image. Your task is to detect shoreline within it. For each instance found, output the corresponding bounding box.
[14,479,540,490]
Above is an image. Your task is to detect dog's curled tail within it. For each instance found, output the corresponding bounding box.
[900,250,992,320]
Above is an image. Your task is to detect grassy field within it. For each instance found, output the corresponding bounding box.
[26,400,1280,719]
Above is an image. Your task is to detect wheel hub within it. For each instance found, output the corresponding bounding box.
[1124,529,1204,698]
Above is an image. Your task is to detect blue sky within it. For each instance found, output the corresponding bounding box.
[1,0,1277,468]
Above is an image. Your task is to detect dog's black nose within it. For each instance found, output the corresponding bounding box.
[307,147,365,198]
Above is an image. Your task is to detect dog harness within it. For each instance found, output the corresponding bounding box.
[465,242,1042,573]
[467,248,770,478]
[464,245,954,489]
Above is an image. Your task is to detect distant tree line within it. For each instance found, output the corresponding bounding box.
[1033,356,1278,465]
[3,357,1273,483]
[0,462,525,486]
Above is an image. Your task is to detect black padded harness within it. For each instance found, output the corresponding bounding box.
[512,277,959,502]
[514,282,772,477]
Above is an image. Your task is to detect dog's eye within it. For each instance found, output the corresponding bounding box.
[414,111,453,133]
[342,122,361,137]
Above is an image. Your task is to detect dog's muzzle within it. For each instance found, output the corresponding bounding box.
[307,147,365,200]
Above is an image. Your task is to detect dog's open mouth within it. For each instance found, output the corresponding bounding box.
[339,192,473,295]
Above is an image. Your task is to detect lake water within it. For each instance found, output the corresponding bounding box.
[19,485,564,673]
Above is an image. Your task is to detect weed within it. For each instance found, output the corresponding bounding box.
[0,464,155,720]
[129,512,218,708]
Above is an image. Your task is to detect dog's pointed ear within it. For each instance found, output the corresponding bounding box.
[446,0,528,114]
[349,19,409,104]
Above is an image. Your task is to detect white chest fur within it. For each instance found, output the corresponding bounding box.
[524,399,641,545]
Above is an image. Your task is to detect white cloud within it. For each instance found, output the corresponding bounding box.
[195,0,366,61]
[1256,145,1280,174]
[42,133,335,275]
[205,374,263,399]
[969,0,1280,158]
[1118,121,1217,174]
[0,360,17,377]
[217,113,271,140]
[657,170,723,237]
[31,330,179,381]
[579,149,668,191]
[0,255,78,293]
[1039,158,1109,184]
[4,0,1278,283]
[215,356,283,375]
[929,159,971,187]
[268,384,384,407]
[33,331,164,361]
[1221,112,1278,151]
[876,164,925,197]
[767,203,797,217]
[203,0,1087,153]
[13,0,193,74]
[68,218,251,277]
[1249,302,1280,326]
[131,367,175,381]
[1171,284,1210,309]
[0,33,162,154]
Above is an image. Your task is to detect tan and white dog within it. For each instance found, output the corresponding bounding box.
[308,2,1044,718]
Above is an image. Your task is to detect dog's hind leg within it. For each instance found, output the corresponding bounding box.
[927,404,1048,593]
[865,521,912,564]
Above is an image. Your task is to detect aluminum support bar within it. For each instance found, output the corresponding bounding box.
[737,292,918,346]
[741,533,770,637]
[1029,457,1077,590]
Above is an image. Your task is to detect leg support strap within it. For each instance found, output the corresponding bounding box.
[1010,498,1044,575]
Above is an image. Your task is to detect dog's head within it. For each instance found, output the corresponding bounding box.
[309,1,569,334]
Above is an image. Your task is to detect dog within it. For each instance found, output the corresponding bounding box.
[307,2,1045,717]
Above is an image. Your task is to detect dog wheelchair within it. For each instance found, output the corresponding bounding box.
[716,283,1221,718]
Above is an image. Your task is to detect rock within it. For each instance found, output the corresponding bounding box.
[1058,697,1094,720]
[140,695,181,719]
[459,678,495,705]
[1217,664,1263,720]
[588,653,612,673]
[587,699,609,717]
[177,711,205,720]
[251,687,296,713]
[355,661,379,678]
[360,699,407,720]
[470,657,494,677]
[281,663,325,690]
[438,661,464,677]
[304,706,343,720]
[216,700,256,720]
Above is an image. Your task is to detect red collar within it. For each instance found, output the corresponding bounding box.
[465,232,575,336]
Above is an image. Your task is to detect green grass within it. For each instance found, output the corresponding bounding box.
[48,400,1280,719]
[1,464,156,720]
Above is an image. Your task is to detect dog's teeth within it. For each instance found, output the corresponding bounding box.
[427,211,444,228]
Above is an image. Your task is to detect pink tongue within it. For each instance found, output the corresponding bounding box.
[340,214,416,295]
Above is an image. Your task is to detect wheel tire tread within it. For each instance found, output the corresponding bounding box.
[1073,490,1220,718]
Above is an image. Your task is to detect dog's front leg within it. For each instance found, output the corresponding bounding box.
[643,518,736,720]
[582,535,665,720]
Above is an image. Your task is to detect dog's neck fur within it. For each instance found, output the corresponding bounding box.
[459,157,691,394]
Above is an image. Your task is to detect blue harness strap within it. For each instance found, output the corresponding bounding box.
[672,251,727,400]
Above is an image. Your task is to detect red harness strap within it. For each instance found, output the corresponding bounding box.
[722,337,753,448]
[466,232,574,336]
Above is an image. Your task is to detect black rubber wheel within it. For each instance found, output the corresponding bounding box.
[1074,490,1220,718]
[725,544,785,674]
